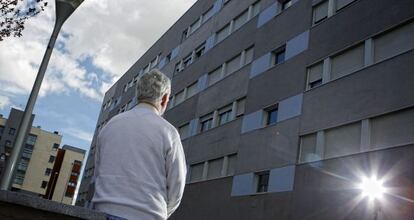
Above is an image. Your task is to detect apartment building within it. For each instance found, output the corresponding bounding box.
[0,109,85,206]
[0,108,61,196]
[77,0,414,219]
[44,145,85,205]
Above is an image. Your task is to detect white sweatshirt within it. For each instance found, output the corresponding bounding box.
[92,103,187,220]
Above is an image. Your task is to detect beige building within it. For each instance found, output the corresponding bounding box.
[0,110,62,195]
[11,126,61,196]
[45,145,85,205]
[0,109,85,205]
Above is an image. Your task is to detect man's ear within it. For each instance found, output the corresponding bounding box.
[161,93,169,107]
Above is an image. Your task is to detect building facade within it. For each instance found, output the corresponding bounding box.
[77,0,414,219]
[0,108,61,196]
[0,109,85,206]
[45,145,85,205]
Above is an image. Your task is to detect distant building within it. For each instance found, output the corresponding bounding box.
[44,145,85,205]
[77,0,414,219]
[0,108,61,196]
[0,109,85,205]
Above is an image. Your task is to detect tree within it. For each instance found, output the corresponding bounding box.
[0,0,48,41]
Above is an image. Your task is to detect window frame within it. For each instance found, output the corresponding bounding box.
[312,0,329,25]
[200,114,214,132]
[256,171,270,193]
[264,104,279,126]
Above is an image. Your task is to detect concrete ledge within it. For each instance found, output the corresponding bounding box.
[0,190,106,220]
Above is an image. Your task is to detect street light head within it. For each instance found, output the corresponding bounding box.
[55,0,84,26]
[358,176,386,200]
[57,0,84,8]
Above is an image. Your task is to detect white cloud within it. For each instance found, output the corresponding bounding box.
[63,0,196,77]
[64,127,93,143]
[0,0,196,103]
[0,95,11,109]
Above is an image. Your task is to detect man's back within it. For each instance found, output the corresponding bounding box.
[92,104,187,220]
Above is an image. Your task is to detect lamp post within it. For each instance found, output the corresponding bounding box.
[0,0,84,190]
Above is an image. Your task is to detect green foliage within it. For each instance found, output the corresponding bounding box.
[0,0,48,41]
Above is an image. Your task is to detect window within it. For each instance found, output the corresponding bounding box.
[252,1,261,17]
[331,44,364,80]
[226,154,237,176]
[9,128,16,135]
[195,43,206,59]
[202,6,214,23]
[5,140,11,147]
[336,0,354,11]
[22,146,33,159]
[256,171,270,193]
[182,29,189,42]
[26,134,37,146]
[265,106,278,125]
[120,104,127,113]
[179,123,190,139]
[216,24,230,43]
[233,9,249,31]
[41,181,48,189]
[371,108,414,149]
[186,82,198,98]
[48,155,55,163]
[174,62,183,74]
[151,56,159,68]
[307,62,323,89]
[133,75,139,84]
[0,126,4,134]
[208,67,222,86]
[45,168,52,176]
[167,96,174,109]
[165,53,172,64]
[244,47,254,65]
[182,54,193,68]
[144,64,150,73]
[299,133,317,163]
[123,84,128,93]
[190,163,204,182]
[190,18,201,34]
[127,80,133,89]
[225,54,242,75]
[52,143,59,150]
[175,90,185,105]
[14,171,25,185]
[218,105,232,126]
[17,158,29,171]
[236,98,246,117]
[65,189,74,198]
[312,1,328,25]
[207,158,223,179]
[200,114,214,132]
[374,21,414,63]
[281,0,293,10]
[325,122,361,159]
[272,48,286,65]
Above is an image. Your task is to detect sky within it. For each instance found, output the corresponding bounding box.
[0,0,196,153]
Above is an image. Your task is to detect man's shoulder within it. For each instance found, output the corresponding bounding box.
[155,115,178,136]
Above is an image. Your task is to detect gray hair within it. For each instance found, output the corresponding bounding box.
[136,69,171,103]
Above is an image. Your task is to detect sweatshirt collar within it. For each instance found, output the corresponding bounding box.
[136,102,160,115]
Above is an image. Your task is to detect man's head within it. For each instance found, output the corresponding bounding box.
[136,69,171,115]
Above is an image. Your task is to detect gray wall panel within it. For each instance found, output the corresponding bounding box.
[301,50,414,134]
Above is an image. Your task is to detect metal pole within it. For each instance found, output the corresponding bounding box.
[0,20,63,190]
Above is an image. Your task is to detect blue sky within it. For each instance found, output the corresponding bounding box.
[0,0,196,152]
